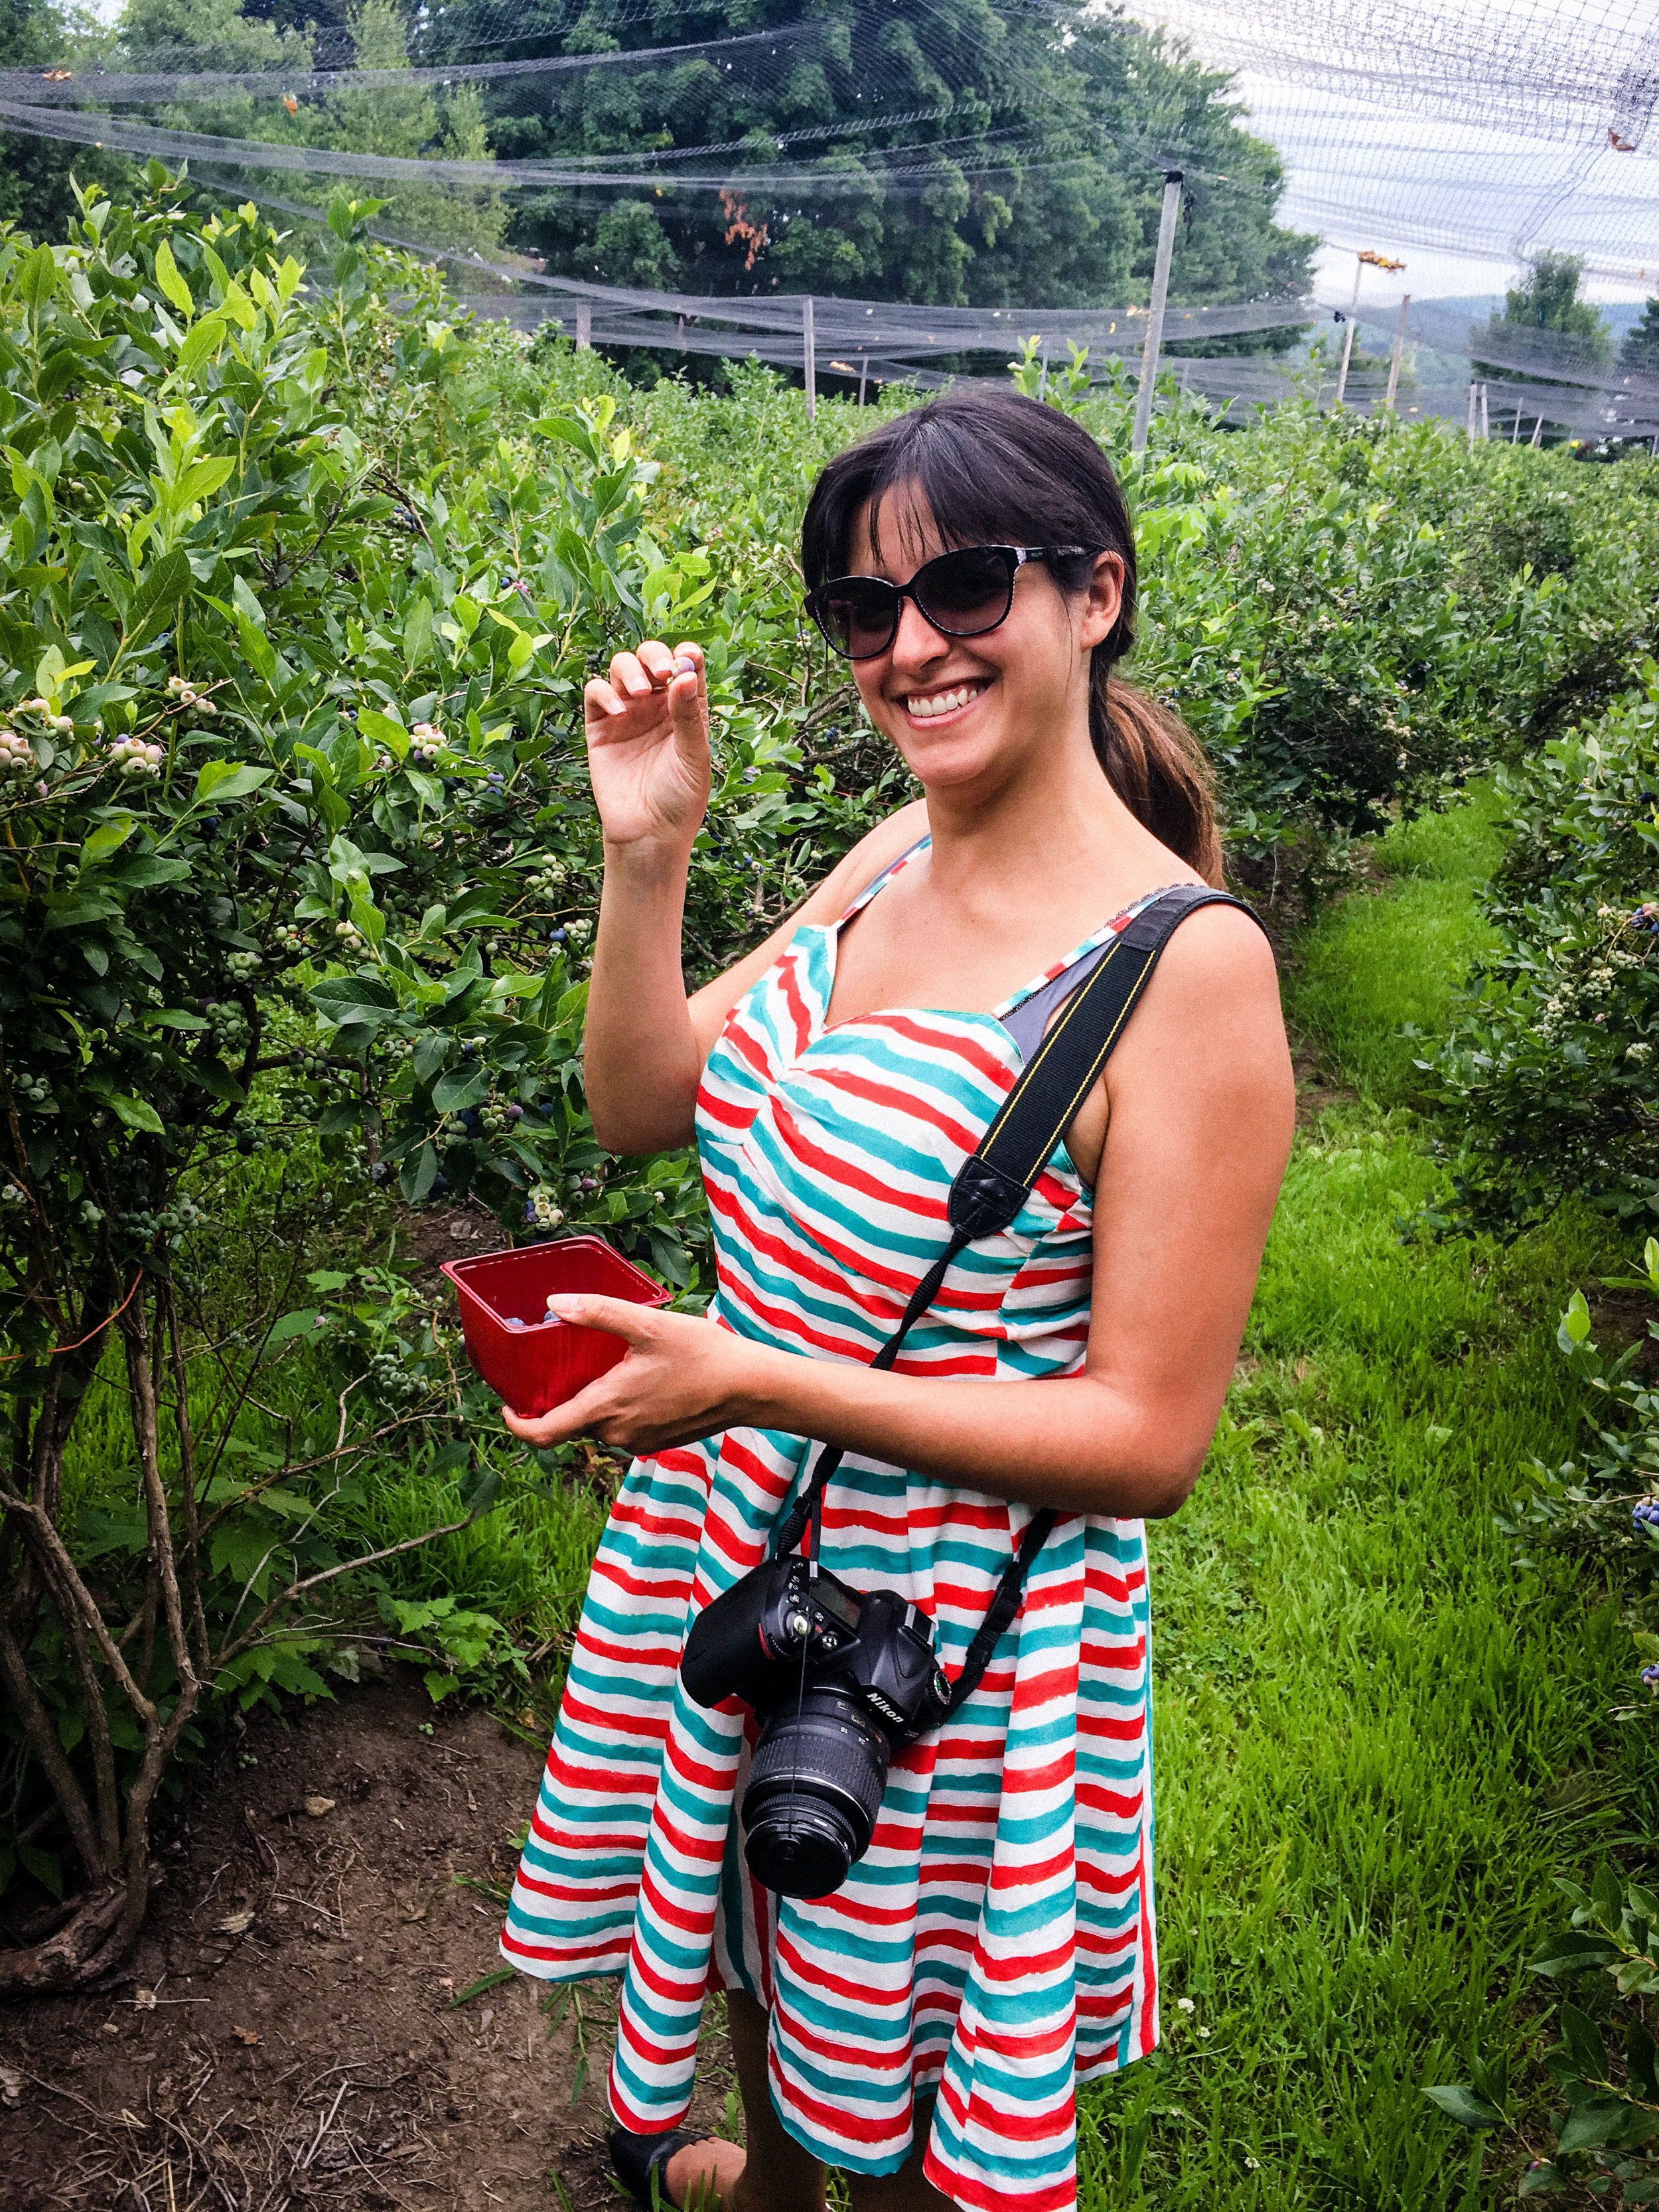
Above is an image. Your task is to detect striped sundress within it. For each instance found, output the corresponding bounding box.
[502,841,1163,2212]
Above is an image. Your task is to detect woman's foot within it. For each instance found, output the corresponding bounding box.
[664,2136,747,2208]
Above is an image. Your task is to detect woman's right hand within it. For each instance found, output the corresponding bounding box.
[583,638,710,857]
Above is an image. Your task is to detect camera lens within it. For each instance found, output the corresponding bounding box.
[741,1686,891,1899]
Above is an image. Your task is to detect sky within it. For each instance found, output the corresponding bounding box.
[1134,0,1659,302]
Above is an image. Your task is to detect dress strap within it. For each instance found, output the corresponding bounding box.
[836,834,931,924]
[997,883,1187,1061]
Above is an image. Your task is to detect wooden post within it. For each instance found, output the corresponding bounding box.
[1131,170,1183,455]
[803,295,816,423]
[575,301,591,350]
[1384,293,1409,411]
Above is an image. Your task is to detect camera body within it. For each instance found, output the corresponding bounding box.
[681,1553,952,1899]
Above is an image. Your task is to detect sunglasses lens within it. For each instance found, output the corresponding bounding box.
[914,548,1015,634]
[812,578,898,659]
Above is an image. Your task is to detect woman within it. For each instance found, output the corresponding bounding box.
[499,390,1294,2212]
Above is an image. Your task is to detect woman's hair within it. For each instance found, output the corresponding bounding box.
[800,390,1223,885]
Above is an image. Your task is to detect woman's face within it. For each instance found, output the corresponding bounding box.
[842,486,1124,795]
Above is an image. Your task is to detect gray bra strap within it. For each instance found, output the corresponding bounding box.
[999,935,1116,1061]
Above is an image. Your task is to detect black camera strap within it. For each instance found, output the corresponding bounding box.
[769,883,1267,1720]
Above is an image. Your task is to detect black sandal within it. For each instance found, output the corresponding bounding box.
[607,2126,708,2211]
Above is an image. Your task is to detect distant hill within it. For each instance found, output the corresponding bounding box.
[1425,293,1651,342]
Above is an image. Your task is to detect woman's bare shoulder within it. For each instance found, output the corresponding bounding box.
[686,798,929,1059]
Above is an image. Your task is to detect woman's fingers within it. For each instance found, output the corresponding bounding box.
[584,674,628,722]
[502,1379,614,1448]
[545,1292,658,1343]
[609,649,653,699]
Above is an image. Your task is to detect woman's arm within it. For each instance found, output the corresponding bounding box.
[579,636,926,1155]
[510,905,1295,1518]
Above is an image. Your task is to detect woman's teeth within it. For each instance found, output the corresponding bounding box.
[906,683,984,719]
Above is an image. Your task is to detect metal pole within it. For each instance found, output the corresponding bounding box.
[1467,381,1478,444]
[575,301,591,350]
[1334,252,1364,407]
[1480,381,1490,439]
[803,295,816,423]
[1131,170,1183,455]
[1512,399,1522,442]
[1532,415,1544,447]
[1384,293,1409,411]
[1039,343,1050,401]
[857,354,868,407]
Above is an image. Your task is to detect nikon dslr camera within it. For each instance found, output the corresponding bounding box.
[680,1554,952,1899]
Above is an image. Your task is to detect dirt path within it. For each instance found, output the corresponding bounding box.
[0,1673,737,2210]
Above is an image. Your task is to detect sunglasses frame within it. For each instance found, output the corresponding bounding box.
[804,542,1101,662]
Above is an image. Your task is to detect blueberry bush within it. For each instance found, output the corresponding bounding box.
[7,165,1659,1992]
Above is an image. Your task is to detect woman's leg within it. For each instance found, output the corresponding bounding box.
[662,1991,827,2212]
[843,2099,955,2212]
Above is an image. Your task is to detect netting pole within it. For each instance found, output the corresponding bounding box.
[1532,415,1544,448]
[576,302,591,351]
[803,296,816,423]
[1131,171,1183,456]
[1384,294,1409,411]
[1467,382,1478,444]
[1334,254,1364,408]
[858,354,868,407]
[1512,400,1522,443]
[1480,382,1490,439]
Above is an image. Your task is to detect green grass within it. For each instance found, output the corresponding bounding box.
[1289,784,1507,1106]
[1074,794,1649,2208]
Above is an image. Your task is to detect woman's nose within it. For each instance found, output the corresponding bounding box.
[889,593,950,670]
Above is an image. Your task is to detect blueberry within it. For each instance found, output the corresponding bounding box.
[1644,1664,1659,1688]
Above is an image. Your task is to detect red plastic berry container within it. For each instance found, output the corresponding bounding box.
[441,1236,672,1419]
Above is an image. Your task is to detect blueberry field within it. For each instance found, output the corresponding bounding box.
[3,176,1659,2206]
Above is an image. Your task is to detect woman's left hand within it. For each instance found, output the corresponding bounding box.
[500,1296,775,1453]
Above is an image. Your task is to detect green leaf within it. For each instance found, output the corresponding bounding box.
[1562,2002,1611,2080]
[80,815,135,867]
[263,1307,325,1349]
[19,244,59,313]
[448,1966,516,2008]
[1423,2085,1501,2132]
[125,547,192,640]
[153,238,195,319]
[194,761,273,804]
[1557,2097,1630,2154]
[310,974,397,1029]
[403,598,435,668]
[109,1094,165,1136]
[402,1142,439,1204]
[433,1064,490,1114]
[18,1844,63,1899]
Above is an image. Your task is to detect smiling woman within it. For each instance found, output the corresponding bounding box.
[496,390,1295,2212]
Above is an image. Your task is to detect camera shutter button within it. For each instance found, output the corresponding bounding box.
[787,1611,811,1639]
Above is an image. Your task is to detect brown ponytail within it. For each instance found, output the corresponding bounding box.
[801,389,1224,885]
[1091,674,1224,887]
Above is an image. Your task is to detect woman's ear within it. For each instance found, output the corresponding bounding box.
[1077,551,1125,652]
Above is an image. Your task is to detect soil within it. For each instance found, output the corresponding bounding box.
[0,1672,739,2212]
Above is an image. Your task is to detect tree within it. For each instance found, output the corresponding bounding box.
[0,0,127,243]
[421,0,1314,312]
[1475,250,1612,380]
[1621,295,1659,377]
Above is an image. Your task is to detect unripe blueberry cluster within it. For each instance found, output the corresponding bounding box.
[78,1199,104,1227]
[291,1049,332,1078]
[205,1000,248,1046]
[226,949,261,979]
[526,1185,565,1230]
[525,860,566,899]
[109,735,166,778]
[1,1183,25,1209]
[166,674,215,716]
[15,696,72,733]
[369,1345,425,1404]
[408,721,444,769]
[117,1194,207,1242]
[16,1073,52,1108]
[478,1101,523,1136]
[566,917,593,944]
[273,924,305,955]
[334,918,366,952]
[0,728,36,780]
